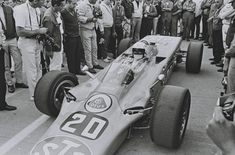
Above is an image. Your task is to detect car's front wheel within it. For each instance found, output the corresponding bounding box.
[150,85,191,149]
[186,42,203,73]
[34,71,78,117]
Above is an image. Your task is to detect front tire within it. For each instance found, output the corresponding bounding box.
[150,85,191,149]
[186,42,203,73]
[34,71,78,117]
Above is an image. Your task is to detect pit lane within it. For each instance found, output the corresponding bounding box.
[0,40,223,155]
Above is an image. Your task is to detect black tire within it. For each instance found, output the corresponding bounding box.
[186,42,203,73]
[150,85,191,149]
[117,38,133,56]
[34,71,78,117]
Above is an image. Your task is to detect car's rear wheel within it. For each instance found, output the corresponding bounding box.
[150,85,191,149]
[34,71,78,117]
[186,42,203,73]
[118,38,133,56]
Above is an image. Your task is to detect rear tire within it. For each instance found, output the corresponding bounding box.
[117,38,133,56]
[150,85,191,149]
[34,71,78,117]
[186,42,203,73]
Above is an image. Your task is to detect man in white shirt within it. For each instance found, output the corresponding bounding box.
[14,0,48,100]
[131,0,143,42]
[191,0,203,39]
[77,0,104,74]
[100,0,114,62]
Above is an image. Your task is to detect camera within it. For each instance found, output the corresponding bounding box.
[36,34,60,51]
[93,6,102,18]
[218,94,235,121]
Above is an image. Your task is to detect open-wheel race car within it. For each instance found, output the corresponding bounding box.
[31,35,203,155]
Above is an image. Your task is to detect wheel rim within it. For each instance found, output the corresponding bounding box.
[179,95,190,140]
[53,80,76,111]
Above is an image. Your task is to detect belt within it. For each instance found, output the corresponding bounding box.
[25,35,37,39]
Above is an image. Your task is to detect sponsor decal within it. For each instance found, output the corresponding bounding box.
[60,111,108,140]
[31,136,92,155]
[85,94,112,113]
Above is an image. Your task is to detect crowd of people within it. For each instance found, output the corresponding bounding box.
[0,0,235,153]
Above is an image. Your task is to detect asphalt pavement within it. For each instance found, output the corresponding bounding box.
[0,39,224,155]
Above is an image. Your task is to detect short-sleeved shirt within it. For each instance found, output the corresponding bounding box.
[14,2,41,31]
[183,0,196,13]
[161,0,173,12]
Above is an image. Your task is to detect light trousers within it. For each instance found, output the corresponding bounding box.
[18,38,42,98]
[4,38,23,85]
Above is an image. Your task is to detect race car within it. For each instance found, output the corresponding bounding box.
[31,35,203,155]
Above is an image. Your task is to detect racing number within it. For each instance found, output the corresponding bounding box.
[61,113,86,133]
[60,112,108,140]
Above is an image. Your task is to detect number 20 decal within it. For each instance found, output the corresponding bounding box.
[60,112,108,140]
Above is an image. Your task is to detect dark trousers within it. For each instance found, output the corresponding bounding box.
[183,11,194,40]
[96,28,103,59]
[191,15,201,38]
[140,17,153,39]
[202,14,209,42]
[171,14,180,36]
[103,27,112,59]
[64,36,82,74]
[115,24,123,46]
[161,12,172,36]
[0,48,6,108]
[157,16,163,34]
[212,29,224,63]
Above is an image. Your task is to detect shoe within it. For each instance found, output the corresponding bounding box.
[76,71,86,76]
[88,68,97,74]
[217,68,223,72]
[93,65,104,70]
[103,58,111,63]
[216,63,224,67]
[15,83,28,88]
[211,61,218,65]
[209,58,214,61]
[107,56,112,60]
[194,37,199,40]
[208,45,213,49]
[204,43,209,46]
[8,84,15,93]
[0,103,17,111]
[186,39,190,41]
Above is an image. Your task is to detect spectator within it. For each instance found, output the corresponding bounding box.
[42,0,65,71]
[191,0,203,39]
[0,26,16,111]
[100,0,115,62]
[121,0,133,37]
[140,0,157,38]
[225,32,235,93]
[201,0,213,44]
[207,106,235,155]
[14,0,48,100]
[161,0,173,36]
[182,0,196,41]
[113,0,126,45]
[153,0,162,35]
[0,0,28,93]
[61,0,86,75]
[77,0,104,74]
[209,0,224,66]
[131,0,143,42]
[171,0,182,36]
[217,0,235,72]
[208,0,217,49]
